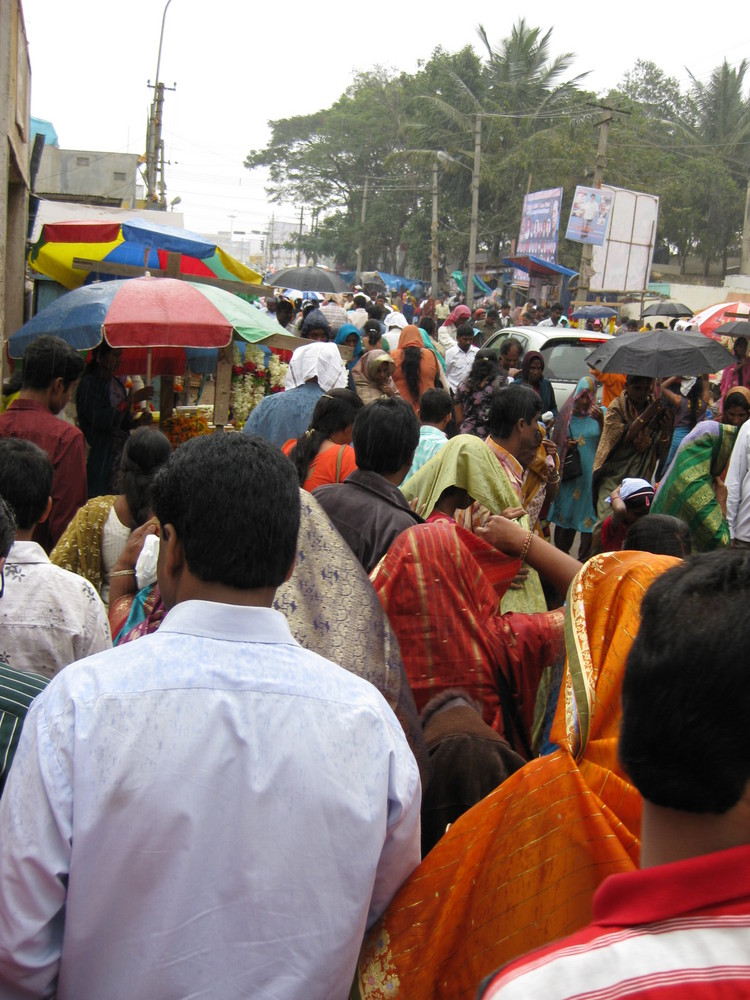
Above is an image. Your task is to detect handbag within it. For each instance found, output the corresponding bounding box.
[562,446,582,481]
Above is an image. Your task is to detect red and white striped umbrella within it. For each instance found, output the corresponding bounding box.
[688,301,750,340]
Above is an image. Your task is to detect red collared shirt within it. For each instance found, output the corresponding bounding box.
[0,399,87,551]
[481,842,750,998]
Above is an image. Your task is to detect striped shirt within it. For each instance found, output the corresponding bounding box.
[0,662,47,795]
[481,842,750,999]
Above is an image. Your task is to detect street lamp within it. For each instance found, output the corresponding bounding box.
[437,112,482,310]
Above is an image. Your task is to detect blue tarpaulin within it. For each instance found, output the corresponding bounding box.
[341,270,424,294]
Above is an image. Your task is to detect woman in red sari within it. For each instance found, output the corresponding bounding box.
[372,516,578,759]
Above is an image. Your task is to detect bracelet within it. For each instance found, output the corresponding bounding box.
[547,473,561,484]
[519,530,534,562]
[110,569,135,577]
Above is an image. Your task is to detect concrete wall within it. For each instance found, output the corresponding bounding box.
[0,0,31,361]
[36,146,140,206]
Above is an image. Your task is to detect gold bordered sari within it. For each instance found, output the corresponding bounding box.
[351,550,678,1000]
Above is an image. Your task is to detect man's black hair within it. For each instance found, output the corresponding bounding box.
[120,427,173,529]
[456,323,475,340]
[624,514,691,558]
[151,434,300,590]
[419,388,452,425]
[0,495,16,560]
[486,308,499,320]
[352,398,419,475]
[21,335,85,391]
[620,550,750,813]
[499,338,523,359]
[419,317,435,336]
[488,383,541,439]
[0,439,53,529]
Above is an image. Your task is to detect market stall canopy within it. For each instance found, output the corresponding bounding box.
[267,266,351,294]
[9,276,298,376]
[28,218,263,291]
[502,255,578,279]
[340,270,424,295]
[585,328,734,377]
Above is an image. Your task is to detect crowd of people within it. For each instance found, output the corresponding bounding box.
[0,283,749,998]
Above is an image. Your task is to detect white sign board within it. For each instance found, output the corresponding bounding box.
[590,186,659,293]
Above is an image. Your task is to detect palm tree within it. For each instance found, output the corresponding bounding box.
[477,18,589,119]
[683,60,750,274]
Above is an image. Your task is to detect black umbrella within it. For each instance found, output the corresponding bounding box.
[267,266,352,294]
[713,320,750,338]
[641,301,693,318]
[585,329,734,377]
[570,304,617,320]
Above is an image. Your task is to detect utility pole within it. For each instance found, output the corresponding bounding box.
[311,208,320,266]
[741,178,750,275]
[465,113,482,311]
[431,160,439,296]
[296,206,304,266]
[266,214,274,271]
[145,0,176,210]
[356,175,369,282]
[577,111,611,302]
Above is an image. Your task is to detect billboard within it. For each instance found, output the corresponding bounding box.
[590,186,659,293]
[566,186,614,246]
[517,187,563,262]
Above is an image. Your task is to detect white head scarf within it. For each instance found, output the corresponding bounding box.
[284,342,348,393]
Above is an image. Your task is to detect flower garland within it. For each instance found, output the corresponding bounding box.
[231,344,288,429]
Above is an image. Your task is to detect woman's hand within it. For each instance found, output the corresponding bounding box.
[476,514,528,556]
[113,518,160,573]
[132,386,155,404]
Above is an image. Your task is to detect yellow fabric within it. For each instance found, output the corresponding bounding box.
[50,495,118,594]
[30,239,123,289]
[351,550,678,1000]
[401,434,524,519]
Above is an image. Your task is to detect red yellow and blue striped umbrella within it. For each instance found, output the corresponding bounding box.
[28,218,262,291]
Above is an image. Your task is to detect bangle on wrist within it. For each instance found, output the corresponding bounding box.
[110,569,135,577]
[519,530,534,562]
[547,473,561,484]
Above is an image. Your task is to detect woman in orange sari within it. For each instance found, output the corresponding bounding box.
[352,550,679,1000]
[281,388,362,492]
[389,325,442,412]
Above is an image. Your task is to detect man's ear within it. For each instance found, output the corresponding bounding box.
[160,523,185,577]
[282,554,296,585]
[37,497,53,525]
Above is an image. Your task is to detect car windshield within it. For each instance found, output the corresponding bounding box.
[541,340,606,381]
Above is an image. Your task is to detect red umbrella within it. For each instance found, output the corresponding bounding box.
[688,301,750,340]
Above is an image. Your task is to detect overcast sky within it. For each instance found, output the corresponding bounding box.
[22,0,750,242]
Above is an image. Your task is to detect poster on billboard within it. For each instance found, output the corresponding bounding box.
[517,187,563,262]
[515,187,563,283]
[566,186,614,246]
[590,186,659,292]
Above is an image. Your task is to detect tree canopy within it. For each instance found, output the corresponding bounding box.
[245,26,750,281]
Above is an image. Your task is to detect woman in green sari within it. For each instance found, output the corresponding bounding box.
[651,419,738,551]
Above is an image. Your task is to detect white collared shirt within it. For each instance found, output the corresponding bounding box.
[445,342,479,391]
[0,541,111,677]
[726,419,750,542]
[0,600,421,1000]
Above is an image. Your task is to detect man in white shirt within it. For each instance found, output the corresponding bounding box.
[0,433,421,1000]
[0,440,111,677]
[725,417,750,547]
[537,302,564,327]
[445,323,480,393]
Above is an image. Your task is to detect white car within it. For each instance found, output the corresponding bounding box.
[483,326,613,409]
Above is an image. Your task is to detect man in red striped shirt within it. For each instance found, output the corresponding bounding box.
[481,550,750,999]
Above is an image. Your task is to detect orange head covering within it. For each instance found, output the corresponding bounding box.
[397,324,424,349]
